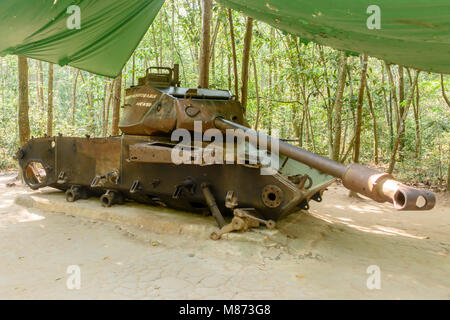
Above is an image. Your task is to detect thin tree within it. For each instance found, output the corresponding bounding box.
[366,80,379,164]
[352,54,369,164]
[0,58,3,109]
[159,13,163,67]
[111,72,122,136]
[47,63,54,136]
[72,69,80,125]
[18,56,30,146]
[132,53,136,87]
[104,81,114,136]
[198,0,212,88]
[251,54,261,130]
[227,9,239,99]
[441,74,450,110]
[388,70,420,174]
[240,16,253,112]
[331,51,347,162]
[209,13,221,63]
[171,0,175,66]
[101,81,107,136]
[384,62,400,130]
[440,74,450,191]
[407,68,421,159]
[37,61,44,109]
[398,65,407,158]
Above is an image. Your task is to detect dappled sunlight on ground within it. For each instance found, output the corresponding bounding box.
[309,211,428,240]
[303,184,450,242]
[374,225,428,239]
[0,206,45,227]
[336,217,353,222]
[0,176,46,226]
[348,204,385,214]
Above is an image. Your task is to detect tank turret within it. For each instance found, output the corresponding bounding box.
[119,64,245,135]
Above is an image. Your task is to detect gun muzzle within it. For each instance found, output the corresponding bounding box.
[342,163,435,210]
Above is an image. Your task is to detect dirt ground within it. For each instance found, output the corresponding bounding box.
[0,171,449,299]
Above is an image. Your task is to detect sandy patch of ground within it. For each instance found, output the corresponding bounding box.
[0,172,449,299]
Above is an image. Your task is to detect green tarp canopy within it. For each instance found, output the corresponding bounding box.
[218,0,450,74]
[1,0,449,77]
[0,0,164,77]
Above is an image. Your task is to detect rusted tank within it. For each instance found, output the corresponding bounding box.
[17,65,436,237]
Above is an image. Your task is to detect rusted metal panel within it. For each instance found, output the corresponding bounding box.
[129,142,175,163]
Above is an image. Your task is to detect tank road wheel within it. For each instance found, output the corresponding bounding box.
[65,188,80,202]
[100,190,123,207]
[100,192,114,207]
[210,232,220,241]
[65,186,87,203]
[266,220,276,229]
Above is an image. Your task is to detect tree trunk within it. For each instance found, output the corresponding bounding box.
[441,75,450,190]
[398,66,407,158]
[227,9,238,98]
[163,5,187,85]
[72,70,80,125]
[306,104,316,152]
[251,54,261,130]
[398,66,405,108]
[398,66,405,153]
[79,72,93,107]
[18,56,30,146]
[209,15,221,63]
[366,81,379,164]
[151,24,160,67]
[381,62,393,153]
[441,74,450,109]
[171,0,175,66]
[0,57,4,109]
[388,71,420,174]
[122,65,127,106]
[385,62,400,131]
[298,106,305,148]
[101,82,107,136]
[111,72,122,136]
[159,13,163,67]
[269,28,274,106]
[447,154,450,191]
[104,82,114,136]
[240,16,253,112]
[332,51,347,162]
[317,47,334,158]
[227,56,231,90]
[198,0,212,88]
[38,61,45,109]
[413,80,421,159]
[132,53,136,87]
[211,45,215,84]
[47,63,54,137]
[352,54,369,163]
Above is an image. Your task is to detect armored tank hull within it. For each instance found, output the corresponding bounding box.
[17,65,435,236]
[17,134,334,222]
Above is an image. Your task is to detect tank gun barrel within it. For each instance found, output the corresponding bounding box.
[214,117,435,211]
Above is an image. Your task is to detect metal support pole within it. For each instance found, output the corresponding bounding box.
[201,183,226,228]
